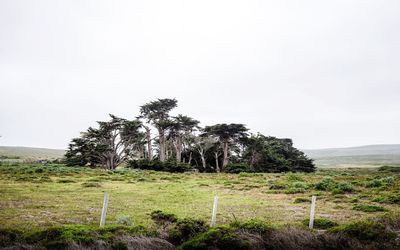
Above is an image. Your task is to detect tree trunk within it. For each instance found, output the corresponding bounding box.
[214,152,220,173]
[201,154,206,169]
[188,151,192,165]
[174,137,182,162]
[158,128,166,162]
[222,142,229,171]
[145,127,152,160]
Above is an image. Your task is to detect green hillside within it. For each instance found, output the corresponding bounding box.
[0,146,65,160]
[304,144,400,167]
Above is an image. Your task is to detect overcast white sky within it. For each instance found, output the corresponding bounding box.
[1,0,399,150]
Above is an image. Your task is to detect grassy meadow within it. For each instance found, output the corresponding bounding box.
[1,164,400,232]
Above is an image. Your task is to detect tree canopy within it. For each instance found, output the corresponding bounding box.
[65,98,315,172]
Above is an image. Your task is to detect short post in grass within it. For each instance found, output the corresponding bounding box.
[210,195,218,227]
[100,192,109,227]
[309,195,317,229]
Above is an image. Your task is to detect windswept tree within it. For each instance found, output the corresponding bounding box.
[65,137,97,166]
[193,134,216,170]
[169,115,200,162]
[139,98,177,162]
[65,114,143,170]
[242,134,315,172]
[204,123,248,171]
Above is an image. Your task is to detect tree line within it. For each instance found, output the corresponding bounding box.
[65,98,315,172]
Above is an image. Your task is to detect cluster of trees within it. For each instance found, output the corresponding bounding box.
[65,98,315,172]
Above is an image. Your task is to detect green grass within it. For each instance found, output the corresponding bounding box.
[1,164,400,232]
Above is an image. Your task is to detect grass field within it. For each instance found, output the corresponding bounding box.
[1,164,400,232]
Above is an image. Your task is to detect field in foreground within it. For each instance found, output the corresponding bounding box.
[2,164,400,249]
[1,164,400,230]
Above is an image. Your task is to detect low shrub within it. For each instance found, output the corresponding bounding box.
[329,220,396,242]
[365,177,394,188]
[294,197,311,203]
[178,227,250,250]
[224,163,252,173]
[116,216,133,226]
[302,218,338,229]
[150,210,177,224]
[230,219,272,233]
[81,182,102,188]
[378,165,400,173]
[128,160,192,173]
[353,204,388,212]
[269,183,287,190]
[168,218,208,245]
[285,181,308,194]
[332,182,354,194]
[286,173,304,182]
[315,177,336,191]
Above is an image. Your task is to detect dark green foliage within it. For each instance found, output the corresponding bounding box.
[224,163,252,173]
[315,177,336,191]
[111,241,128,250]
[65,114,144,169]
[150,210,177,224]
[365,177,394,188]
[169,218,208,245]
[330,220,396,241]
[81,182,102,187]
[178,227,250,250]
[128,160,192,173]
[285,181,308,194]
[302,218,338,229]
[242,134,315,173]
[378,165,400,173]
[0,228,23,247]
[229,219,272,233]
[353,204,388,212]
[294,197,311,203]
[269,183,287,190]
[332,182,354,194]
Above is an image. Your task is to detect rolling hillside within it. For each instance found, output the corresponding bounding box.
[1,144,399,167]
[304,144,400,167]
[0,146,65,160]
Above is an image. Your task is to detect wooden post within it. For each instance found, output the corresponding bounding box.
[100,192,109,227]
[210,195,218,227]
[309,195,317,229]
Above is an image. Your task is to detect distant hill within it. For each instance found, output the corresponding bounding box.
[304,144,400,168]
[0,146,65,160]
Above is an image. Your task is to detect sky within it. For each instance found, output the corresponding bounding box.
[0,0,399,150]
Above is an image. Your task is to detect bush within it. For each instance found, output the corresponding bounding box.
[302,218,338,229]
[168,218,208,245]
[150,210,177,224]
[315,177,336,191]
[81,182,102,188]
[329,220,396,241]
[179,227,250,250]
[224,163,252,173]
[365,179,383,188]
[365,177,394,188]
[116,216,133,226]
[269,184,287,190]
[285,181,308,194]
[286,173,304,182]
[230,219,272,233]
[294,197,311,203]
[378,165,400,173]
[353,204,388,212]
[128,160,192,173]
[332,182,354,194]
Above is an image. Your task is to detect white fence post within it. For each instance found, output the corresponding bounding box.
[309,195,317,229]
[100,192,109,227]
[210,195,218,227]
